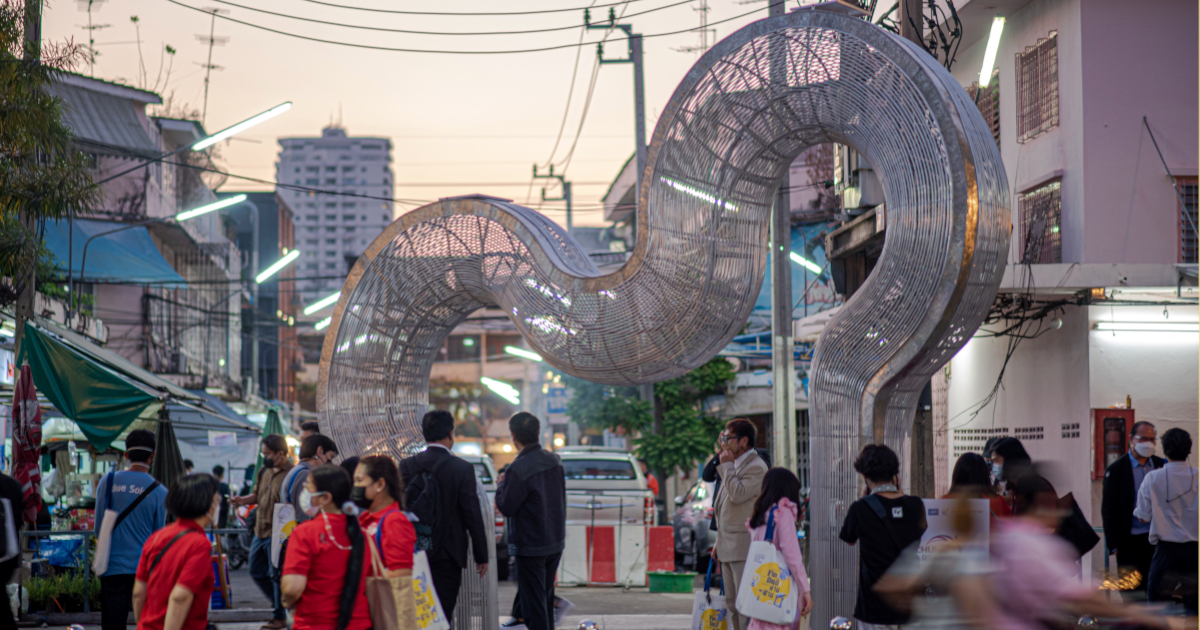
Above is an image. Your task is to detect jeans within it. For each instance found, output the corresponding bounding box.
[100,574,136,630]
[514,553,562,630]
[249,535,284,620]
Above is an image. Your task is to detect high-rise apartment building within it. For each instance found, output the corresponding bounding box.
[275,126,394,302]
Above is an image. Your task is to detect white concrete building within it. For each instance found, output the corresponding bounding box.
[274,126,394,302]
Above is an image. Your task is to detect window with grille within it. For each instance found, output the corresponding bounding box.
[1020,182,1062,264]
[1015,31,1058,143]
[1179,178,1197,263]
[968,70,1000,146]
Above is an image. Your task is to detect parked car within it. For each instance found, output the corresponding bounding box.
[557,447,657,527]
[672,480,716,571]
[458,454,508,580]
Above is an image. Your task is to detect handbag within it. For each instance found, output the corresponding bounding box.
[364,525,417,630]
[691,557,728,630]
[735,506,798,624]
[411,550,450,630]
[1055,492,1099,558]
[92,473,161,576]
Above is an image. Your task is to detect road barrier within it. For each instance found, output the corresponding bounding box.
[557,525,673,587]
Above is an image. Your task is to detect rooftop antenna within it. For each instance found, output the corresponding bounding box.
[194,6,229,127]
[75,0,110,75]
[673,0,715,55]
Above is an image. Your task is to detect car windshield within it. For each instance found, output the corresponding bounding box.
[472,463,493,484]
[562,459,637,480]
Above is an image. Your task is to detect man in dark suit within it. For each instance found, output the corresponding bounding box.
[1102,420,1165,594]
[399,410,488,622]
[0,472,23,630]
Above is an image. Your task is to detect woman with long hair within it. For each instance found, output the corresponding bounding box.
[352,455,415,576]
[944,452,1012,519]
[745,468,812,630]
[281,466,369,630]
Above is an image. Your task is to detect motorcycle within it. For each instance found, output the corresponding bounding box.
[223,503,255,570]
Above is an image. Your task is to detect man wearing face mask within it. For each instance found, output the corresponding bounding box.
[1102,421,1165,596]
[281,435,338,526]
[231,434,294,630]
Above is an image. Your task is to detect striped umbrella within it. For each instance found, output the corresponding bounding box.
[11,365,43,525]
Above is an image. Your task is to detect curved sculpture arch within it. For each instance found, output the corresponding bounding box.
[319,8,1008,623]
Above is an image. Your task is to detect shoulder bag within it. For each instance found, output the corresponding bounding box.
[93,474,161,576]
[364,515,418,630]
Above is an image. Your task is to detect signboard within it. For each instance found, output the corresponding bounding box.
[0,350,14,386]
[917,498,990,561]
[208,431,237,447]
[546,387,569,415]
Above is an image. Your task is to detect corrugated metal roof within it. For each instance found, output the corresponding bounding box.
[46,81,158,157]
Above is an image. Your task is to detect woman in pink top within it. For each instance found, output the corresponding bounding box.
[744,468,812,630]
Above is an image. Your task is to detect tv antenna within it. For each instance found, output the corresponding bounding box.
[673,0,715,55]
[194,7,229,127]
[75,0,110,75]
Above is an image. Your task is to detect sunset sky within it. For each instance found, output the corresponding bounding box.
[42,0,802,227]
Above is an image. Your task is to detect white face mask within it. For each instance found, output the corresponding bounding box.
[1134,442,1156,458]
[299,488,325,517]
[991,463,1003,481]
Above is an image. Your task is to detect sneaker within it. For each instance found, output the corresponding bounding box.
[500,619,526,629]
[553,597,575,626]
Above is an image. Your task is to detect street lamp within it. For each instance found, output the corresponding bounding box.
[255,250,301,284]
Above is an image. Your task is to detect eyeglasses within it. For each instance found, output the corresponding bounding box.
[718,434,734,443]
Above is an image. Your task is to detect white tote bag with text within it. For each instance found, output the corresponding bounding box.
[735,507,798,624]
[411,550,450,630]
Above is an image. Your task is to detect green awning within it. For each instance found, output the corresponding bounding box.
[18,323,159,450]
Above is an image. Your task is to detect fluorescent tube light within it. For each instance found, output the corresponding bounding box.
[979,17,1005,88]
[304,291,341,315]
[481,377,521,405]
[255,250,301,284]
[505,346,543,361]
[314,317,332,331]
[1094,322,1198,333]
[175,194,246,221]
[789,251,823,274]
[193,102,292,151]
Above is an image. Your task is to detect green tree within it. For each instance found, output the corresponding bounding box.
[1,0,99,334]
[563,356,735,477]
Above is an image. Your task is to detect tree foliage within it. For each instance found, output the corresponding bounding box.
[563,357,735,476]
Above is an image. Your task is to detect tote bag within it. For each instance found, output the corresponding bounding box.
[92,474,160,576]
[735,506,798,624]
[691,557,728,630]
[364,532,417,630]
[270,503,296,569]
[412,550,450,630]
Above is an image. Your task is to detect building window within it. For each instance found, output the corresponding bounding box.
[1179,178,1198,263]
[306,166,319,173]
[325,178,337,185]
[342,178,357,185]
[346,227,356,233]
[968,70,1000,146]
[325,166,336,173]
[325,250,337,257]
[325,263,337,269]
[1019,181,1061,264]
[343,203,357,209]
[306,263,318,270]
[1015,31,1058,143]
[325,215,337,221]
[305,214,318,222]
[305,178,319,185]
[306,227,318,233]
[343,214,356,221]
[343,166,356,172]
[305,239,318,245]
[325,227,336,233]
[325,238,336,245]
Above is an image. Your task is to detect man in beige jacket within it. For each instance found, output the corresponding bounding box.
[713,418,768,630]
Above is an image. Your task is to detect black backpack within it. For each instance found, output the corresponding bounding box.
[405,456,450,551]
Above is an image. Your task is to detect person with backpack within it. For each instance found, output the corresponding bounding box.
[398,410,489,621]
[94,429,169,630]
[282,435,339,525]
[838,444,927,630]
[231,434,294,630]
[352,455,416,575]
[131,474,220,630]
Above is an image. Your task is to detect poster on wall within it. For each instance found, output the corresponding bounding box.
[917,498,990,562]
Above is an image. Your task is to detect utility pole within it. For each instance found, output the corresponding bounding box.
[75,0,109,76]
[585,10,646,198]
[898,0,924,48]
[14,0,44,359]
[673,0,716,55]
[195,7,229,127]
[533,165,573,231]
[768,0,796,473]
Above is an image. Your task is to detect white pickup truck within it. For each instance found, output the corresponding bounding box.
[557,447,657,527]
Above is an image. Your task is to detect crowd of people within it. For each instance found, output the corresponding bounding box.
[701,418,1197,630]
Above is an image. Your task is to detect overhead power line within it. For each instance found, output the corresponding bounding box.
[203,0,692,36]
[164,0,764,54]
[296,0,646,16]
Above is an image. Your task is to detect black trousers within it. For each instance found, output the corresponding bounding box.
[1147,540,1198,613]
[100,574,137,630]
[0,564,15,630]
[1116,533,1156,591]
[429,550,464,623]
[514,553,562,630]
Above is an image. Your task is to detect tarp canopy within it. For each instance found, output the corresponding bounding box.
[43,218,187,286]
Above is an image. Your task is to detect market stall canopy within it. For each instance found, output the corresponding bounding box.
[43,218,187,286]
[17,321,201,450]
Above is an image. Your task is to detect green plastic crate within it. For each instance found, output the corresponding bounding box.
[648,570,697,593]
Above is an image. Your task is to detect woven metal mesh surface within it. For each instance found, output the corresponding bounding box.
[318,9,1009,627]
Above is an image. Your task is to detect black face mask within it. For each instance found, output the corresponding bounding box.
[262,455,276,469]
[351,486,372,509]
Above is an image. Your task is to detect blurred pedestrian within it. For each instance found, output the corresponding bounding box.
[131,474,220,630]
[281,466,370,630]
[183,460,194,474]
[1102,421,1165,595]
[0,470,24,630]
[213,465,230,529]
[283,435,338,525]
[339,457,359,481]
[231,434,294,629]
[497,413,566,630]
[1135,428,1197,612]
[300,422,321,440]
[839,444,927,630]
[712,418,768,630]
[400,410,488,622]
[95,429,169,630]
[639,460,660,496]
[746,468,812,630]
[352,455,416,576]
[944,452,1011,521]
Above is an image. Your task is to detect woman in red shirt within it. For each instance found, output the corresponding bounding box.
[281,466,370,630]
[943,452,1013,521]
[352,455,415,576]
[132,474,219,630]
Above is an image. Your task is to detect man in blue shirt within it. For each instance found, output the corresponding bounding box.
[93,429,168,630]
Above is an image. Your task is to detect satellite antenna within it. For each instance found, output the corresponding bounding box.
[75,0,110,75]
[194,7,230,127]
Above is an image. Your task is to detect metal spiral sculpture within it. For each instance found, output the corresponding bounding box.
[319,8,1009,626]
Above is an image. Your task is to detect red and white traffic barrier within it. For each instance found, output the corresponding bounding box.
[557,525,674,587]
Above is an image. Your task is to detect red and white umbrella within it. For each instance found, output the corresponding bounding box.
[12,365,42,525]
